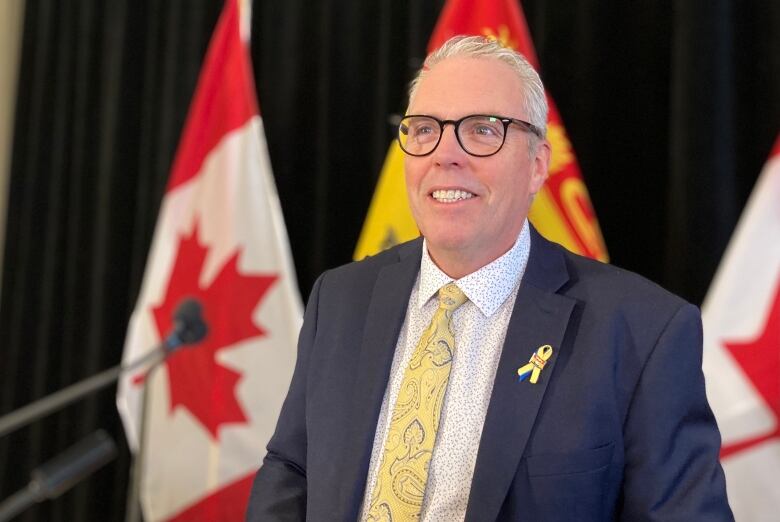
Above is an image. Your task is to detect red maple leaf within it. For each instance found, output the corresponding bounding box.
[151,222,278,439]
[721,277,780,459]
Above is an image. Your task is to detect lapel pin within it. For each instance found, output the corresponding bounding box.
[517,344,554,384]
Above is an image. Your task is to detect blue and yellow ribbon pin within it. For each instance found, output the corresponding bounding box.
[517,345,554,384]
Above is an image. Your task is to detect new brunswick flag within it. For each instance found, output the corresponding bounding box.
[354,0,607,261]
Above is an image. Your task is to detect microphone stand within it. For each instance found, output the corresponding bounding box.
[0,299,208,522]
[0,348,164,522]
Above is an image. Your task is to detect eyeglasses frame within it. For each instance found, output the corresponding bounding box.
[397,114,544,158]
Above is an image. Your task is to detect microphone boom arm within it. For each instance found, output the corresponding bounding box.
[0,297,207,439]
[0,347,164,438]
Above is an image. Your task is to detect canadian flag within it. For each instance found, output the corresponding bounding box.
[116,0,301,520]
[702,135,780,520]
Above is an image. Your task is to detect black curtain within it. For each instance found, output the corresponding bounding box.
[1,0,777,520]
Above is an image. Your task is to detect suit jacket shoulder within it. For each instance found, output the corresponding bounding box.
[316,237,423,296]
[532,230,692,355]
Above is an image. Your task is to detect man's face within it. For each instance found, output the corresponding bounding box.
[405,56,550,276]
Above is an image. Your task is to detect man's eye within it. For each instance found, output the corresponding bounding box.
[473,125,497,136]
[411,124,435,136]
[463,118,503,139]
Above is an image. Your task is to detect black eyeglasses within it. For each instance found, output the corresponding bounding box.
[397,114,543,157]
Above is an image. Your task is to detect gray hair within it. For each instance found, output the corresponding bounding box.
[408,35,548,141]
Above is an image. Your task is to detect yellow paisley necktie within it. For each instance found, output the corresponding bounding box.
[367,283,468,521]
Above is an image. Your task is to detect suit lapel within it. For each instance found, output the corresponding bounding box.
[465,230,577,522]
[334,239,423,520]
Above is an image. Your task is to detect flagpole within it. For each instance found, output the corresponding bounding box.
[124,371,154,522]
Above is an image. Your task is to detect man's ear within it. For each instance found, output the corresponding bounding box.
[529,140,551,195]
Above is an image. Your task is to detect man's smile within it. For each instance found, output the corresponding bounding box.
[430,188,476,203]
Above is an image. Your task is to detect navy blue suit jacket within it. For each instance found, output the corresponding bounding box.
[247,229,733,521]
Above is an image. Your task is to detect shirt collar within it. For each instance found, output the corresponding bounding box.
[418,220,531,317]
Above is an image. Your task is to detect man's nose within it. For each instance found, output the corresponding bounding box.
[433,125,466,165]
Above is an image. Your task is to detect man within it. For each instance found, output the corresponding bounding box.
[247,36,733,521]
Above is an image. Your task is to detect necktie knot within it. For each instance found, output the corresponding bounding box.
[439,283,468,312]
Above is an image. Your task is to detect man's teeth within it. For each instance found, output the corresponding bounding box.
[432,189,475,203]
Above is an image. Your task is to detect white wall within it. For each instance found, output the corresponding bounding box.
[0,0,26,298]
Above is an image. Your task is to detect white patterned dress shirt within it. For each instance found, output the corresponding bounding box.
[360,221,532,521]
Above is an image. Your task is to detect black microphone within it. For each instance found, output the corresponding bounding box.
[164,298,208,351]
[0,430,117,522]
[29,430,117,500]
